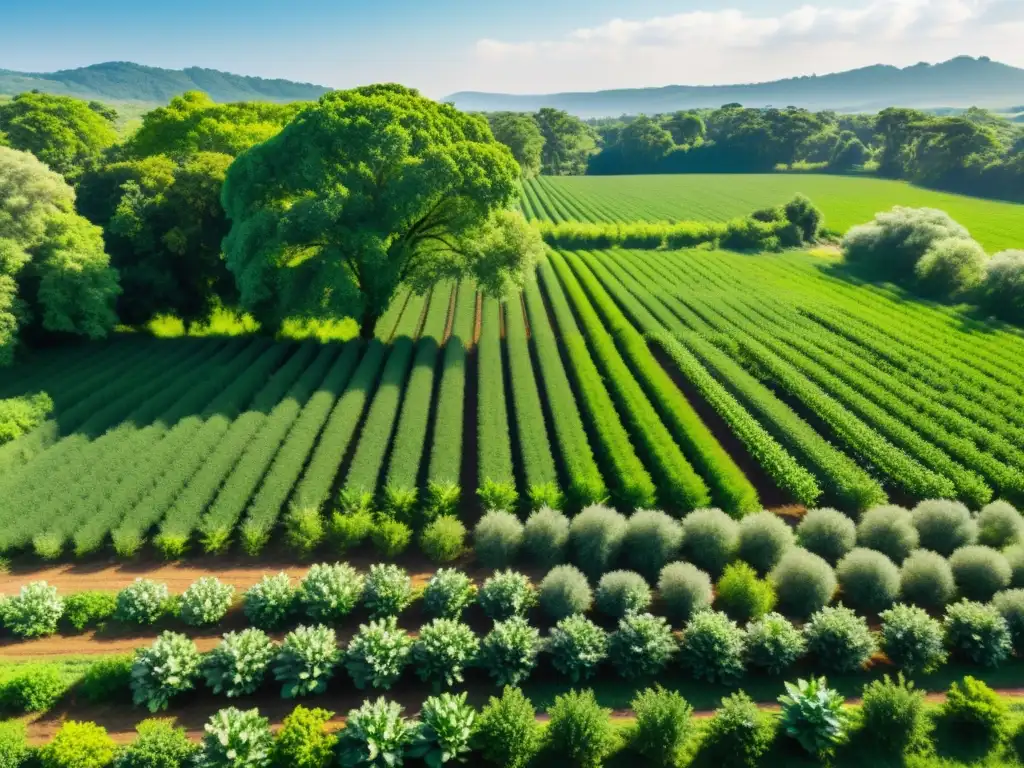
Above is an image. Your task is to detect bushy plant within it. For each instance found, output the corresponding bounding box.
[678,610,746,683]
[202,629,275,698]
[273,625,340,698]
[178,577,234,627]
[337,698,417,768]
[242,573,296,630]
[283,504,325,558]
[699,692,775,768]
[473,511,524,568]
[835,548,900,613]
[857,505,918,563]
[943,599,1012,667]
[1006,544,1024,588]
[879,604,947,674]
[737,511,794,574]
[40,721,115,768]
[422,568,476,619]
[842,206,972,280]
[547,614,609,683]
[1,664,69,713]
[745,612,806,674]
[131,632,202,713]
[939,676,1009,746]
[770,548,836,619]
[412,619,479,690]
[859,674,929,756]
[680,508,739,576]
[778,677,848,756]
[114,719,197,768]
[784,194,824,242]
[977,500,1024,548]
[79,654,133,704]
[978,249,1024,324]
[473,686,541,768]
[370,519,412,557]
[363,564,413,618]
[419,516,467,563]
[345,616,412,691]
[803,605,877,673]
[3,581,64,638]
[410,691,476,767]
[195,707,272,768]
[796,508,856,565]
[270,706,336,768]
[115,579,170,626]
[950,545,1012,601]
[993,588,1024,653]
[544,689,616,768]
[609,612,677,680]
[623,509,683,579]
[62,591,116,632]
[522,506,570,568]
[899,549,956,610]
[0,721,27,768]
[914,236,987,296]
[298,563,364,622]
[912,499,977,556]
[538,565,593,620]
[478,570,536,621]
[478,617,541,687]
[658,562,713,622]
[569,504,628,577]
[630,686,695,767]
[595,571,652,618]
[714,562,776,623]
[328,509,374,551]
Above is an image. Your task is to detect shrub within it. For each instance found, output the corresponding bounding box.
[745,612,806,674]
[595,571,652,619]
[479,617,541,687]
[978,249,1024,324]
[993,588,1024,653]
[345,616,412,691]
[944,599,1012,667]
[796,508,855,565]
[658,562,712,622]
[196,708,272,768]
[522,506,570,568]
[679,610,746,683]
[39,721,115,768]
[474,511,524,568]
[474,686,541,768]
[630,686,695,768]
[283,504,325,558]
[699,692,775,768]
[859,674,928,756]
[115,719,197,768]
[538,565,593,620]
[79,654,133,704]
[0,721,27,768]
[950,545,1012,601]
[784,195,824,242]
[178,577,234,627]
[835,548,900,613]
[899,549,956,610]
[62,591,116,633]
[879,604,947,674]
[778,677,848,756]
[298,563,364,622]
[243,573,296,631]
[422,568,476,620]
[680,508,739,576]
[569,504,628,577]
[412,619,479,690]
[3,581,64,638]
[202,628,275,698]
[363,564,413,618]
[623,510,683,579]
[547,614,609,683]
[609,612,677,680]
[803,605,877,673]
[857,505,918,563]
[939,676,1009,746]
[737,511,794,574]
[912,499,977,556]
[370,520,412,557]
[327,509,374,551]
[419,516,466,563]
[1,664,68,713]
[273,625,340,698]
[478,570,536,621]
[410,692,476,767]
[715,562,776,623]
[914,236,987,296]
[544,689,616,768]
[770,548,836,619]
[977,500,1024,548]
[270,706,336,768]
[337,698,416,768]
[1007,544,1024,588]
[131,632,202,712]
[115,579,170,626]
[842,206,972,280]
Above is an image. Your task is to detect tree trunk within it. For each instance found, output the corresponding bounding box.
[359,307,378,340]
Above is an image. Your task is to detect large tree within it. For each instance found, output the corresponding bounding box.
[487,112,545,178]
[534,108,598,175]
[221,84,541,338]
[662,112,705,146]
[0,147,119,365]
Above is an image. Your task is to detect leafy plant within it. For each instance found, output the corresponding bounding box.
[115,579,170,626]
[370,519,412,557]
[243,573,296,631]
[363,564,413,618]
[345,616,412,690]
[478,570,536,621]
[939,676,1009,747]
[943,599,1012,667]
[1,663,69,713]
[859,674,929,756]
[270,706,337,768]
[298,563,364,622]
[410,692,476,767]
[657,562,713,622]
[422,568,476,619]
[744,612,806,675]
[699,692,775,767]
[179,577,235,627]
[195,707,273,768]
[879,604,947,674]
[479,617,541,686]
[131,632,202,712]
[595,570,652,618]
[678,610,746,683]
[0,721,27,768]
[40,721,116,768]
[538,565,593,620]
[337,698,417,768]
[778,677,848,756]
[79,654,133,704]
[899,549,956,610]
[993,588,1024,653]
[284,504,325,558]
[3,581,64,637]
[681,508,739,576]
[202,629,275,697]
[629,686,695,767]
[114,719,198,768]
[803,605,877,673]
[473,686,541,768]
[796,508,856,565]
[473,511,524,568]
[569,504,628,577]
[714,562,776,623]
[62,591,116,633]
[547,614,609,683]
[522,506,570,568]
[608,612,677,680]
[412,619,479,690]
[273,625,340,698]
[420,516,467,563]
[328,510,374,551]
[545,689,617,768]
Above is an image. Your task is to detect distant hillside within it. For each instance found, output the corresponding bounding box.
[0,61,331,104]
[448,56,1024,118]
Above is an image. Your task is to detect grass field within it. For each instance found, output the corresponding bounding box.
[521,174,1024,252]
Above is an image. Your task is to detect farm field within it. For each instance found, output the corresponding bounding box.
[520,174,1024,252]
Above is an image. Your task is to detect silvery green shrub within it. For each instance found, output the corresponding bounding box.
[878,604,947,674]
[609,612,677,680]
[678,610,746,684]
[623,509,683,579]
[479,617,541,687]
[803,605,877,673]
[745,612,806,675]
[547,614,608,683]
[2,581,64,638]
[203,629,276,697]
[422,568,476,619]
[298,563,364,622]
[538,565,592,620]
[195,707,273,768]
[345,616,412,691]
[131,631,202,712]
[412,619,479,690]
[410,692,476,767]
[478,570,536,620]
[115,579,170,625]
[273,625,340,698]
[943,599,1012,667]
[179,577,235,627]
[243,573,296,630]
[363,564,413,618]
[595,570,652,619]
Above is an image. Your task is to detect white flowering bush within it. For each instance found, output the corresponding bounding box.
[179,577,235,627]
[243,573,296,630]
[547,614,609,683]
[2,581,64,637]
[203,629,276,697]
[412,619,480,691]
[345,616,413,691]
[298,563,364,622]
[273,625,340,698]
[363,564,413,618]
[479,617,541,687]
[131,631,202,712]
[115,579,170,625]
[195,707,273,768]
[422,569,476,619]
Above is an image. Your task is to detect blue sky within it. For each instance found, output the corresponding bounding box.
[3,0,1022,96]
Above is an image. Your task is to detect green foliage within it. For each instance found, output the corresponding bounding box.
[195,708,272,768]
[2,581,64,637]
[915,236,988,296]
[623,510,683,579]
[548,615,609,683]
[474,511,524,569]
[202,629,275,698]
[283,505,325,558]
[479,617,541,687]
[62,591,116,633]
[978,249,1024,324]
[412,619,479,690]
[939,676,1009,747]
[115,579,170,626]
[859,674,929,756]
[420,516,467,564]
[857,505,918,563]
[538,565,593,620]
[737,511,794,574]
[943,599,1012,667]
[899,549,957,610]
[112,719,197,768]
[328,510,375,552]
[993,588,1024,653]
[783,195,825,243]
[678,610,746,683]
[473,686,541,768]
[569,504,628,578]
[363,564,413,619]
[270,706,337,768]
[78,655,132,704]
[803,605,877,673]
[744,612,806,674]
[629,686,695,767]
[410,692,476,768]
[714,562,776,623]
[1,663,69,713]
[0,721,27,768]
[297,563,364,622]
[769,548,837,619]
[344,616,412,691]
[949,545,1012,601]
[778,677,848,756]
[545,689,617,768]
[131,632,202,713]
[273,625,340,699]
[912,499,978,556]
[422,569,476,620]
[879,604,947,674]
[478,570,536,621]
[0,392,52,444]
[796,508,856,565]
[835,548,900,613]
[681,508,739,577]
[609,612,677,680]
[699,692,775,768]
[595,571,652,619]
[488,112,545,178]
[337,697,417,768]
[178,577,234,627]
[977,500,1024,548]
[522,507,570,568]
[370,520,412,557]
[39,720,115,768]
[242,573,296,631]
[658,562,713,622]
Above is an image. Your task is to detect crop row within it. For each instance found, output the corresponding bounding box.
[476,296,518,511]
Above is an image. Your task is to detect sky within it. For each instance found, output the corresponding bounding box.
[3,0,1024,97]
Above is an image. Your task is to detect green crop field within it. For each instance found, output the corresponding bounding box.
[521,174,1024,252]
